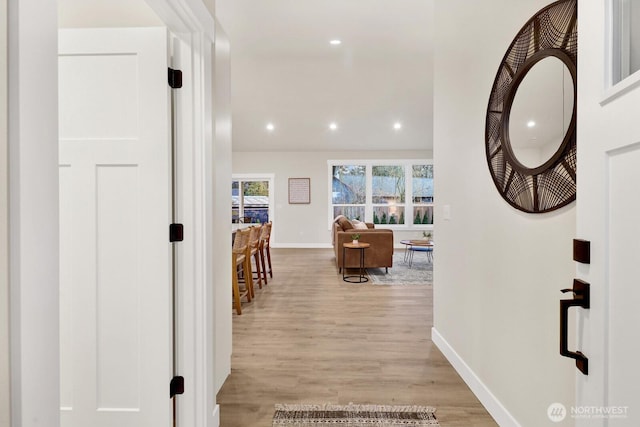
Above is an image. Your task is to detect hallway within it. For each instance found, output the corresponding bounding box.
[216,248,497,426]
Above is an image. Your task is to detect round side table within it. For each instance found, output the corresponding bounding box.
[342,242,370,283]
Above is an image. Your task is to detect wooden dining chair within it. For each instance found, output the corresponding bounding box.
[232,228,254,315]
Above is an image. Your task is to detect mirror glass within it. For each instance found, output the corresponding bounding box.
[508,56,574,169]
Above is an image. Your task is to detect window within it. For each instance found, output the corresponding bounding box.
[232,175,274,224]
[372,165,405,225]
[412,165,434,225]
[331,165,366,221]
[329,160,433,228]
[611,0,640,84]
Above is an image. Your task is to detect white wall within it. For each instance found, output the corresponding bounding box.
[232,150,432,247]
[213,21,232,394]
[433,1,575,426]
[0,0,10,425]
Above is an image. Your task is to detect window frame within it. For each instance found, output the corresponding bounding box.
[328,159,433,230]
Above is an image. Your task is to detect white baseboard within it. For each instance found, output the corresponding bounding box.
[212,404,220,426]
[431,327,521,427]
[271,243,332,249]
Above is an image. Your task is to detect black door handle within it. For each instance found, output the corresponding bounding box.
[560,279,589,375]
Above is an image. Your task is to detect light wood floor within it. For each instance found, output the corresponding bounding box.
[216,248,497,426]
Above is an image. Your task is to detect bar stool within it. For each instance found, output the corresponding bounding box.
[262,222,273,279]
[258,223,270,285]
[232,228,253,315]
[248,225,263,290]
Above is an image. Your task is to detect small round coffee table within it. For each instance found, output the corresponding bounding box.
[342,242,370,283]
[400,239,434,266]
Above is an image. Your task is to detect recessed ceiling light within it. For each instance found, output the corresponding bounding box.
[329,39,342,46]
[266,123,275,132]
[527,120,536,128]
[329,122,338,130]
[393,122,402,130]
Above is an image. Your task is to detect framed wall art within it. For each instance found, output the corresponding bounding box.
[288,178,311,204]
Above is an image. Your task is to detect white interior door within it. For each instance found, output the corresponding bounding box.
[58,27,172,427]
[575,13,640,426]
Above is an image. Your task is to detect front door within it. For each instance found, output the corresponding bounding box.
[58,27,172,427]
[574,4,640,425]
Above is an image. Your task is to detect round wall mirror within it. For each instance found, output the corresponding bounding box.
[485,0,577,213]
[508,56,574,170]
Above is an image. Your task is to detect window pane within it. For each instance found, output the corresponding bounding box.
[612,0,640,84]
[412,165,434,203]
[332,165,366,204]
[242,180,269,223]
[373,206,405,225]
[413,206,433,225]
[333,206,365,221]
[232,181,240,222]
[372,165,405,204]
[244,207,268,223]
[232,180,239,207]
[633,1,640,74]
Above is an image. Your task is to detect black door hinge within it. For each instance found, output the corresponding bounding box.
[170,376,185,398]
[168,68,183,89]
[170,223,184,242]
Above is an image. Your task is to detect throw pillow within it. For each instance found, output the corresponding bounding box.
[352,220,368,230]
[336,216,354,231]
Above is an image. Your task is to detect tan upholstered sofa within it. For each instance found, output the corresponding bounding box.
[332,215,393,272]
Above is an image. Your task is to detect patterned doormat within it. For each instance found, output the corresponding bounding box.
[367,252,433,285]
[272,403,439,426]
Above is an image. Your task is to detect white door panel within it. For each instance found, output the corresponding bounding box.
[604,144,640,424]
[59,27,171,427]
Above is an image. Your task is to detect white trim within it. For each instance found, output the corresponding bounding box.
[601,70,640,105]
[431,328,520,427]
[9,0,60,425]
[146,0,215,42]
[212,21,233,398]
[0,2,10,424]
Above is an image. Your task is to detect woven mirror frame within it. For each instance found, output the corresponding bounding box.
[485,0,577,213]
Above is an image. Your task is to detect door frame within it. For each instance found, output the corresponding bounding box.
[8,1,220,426]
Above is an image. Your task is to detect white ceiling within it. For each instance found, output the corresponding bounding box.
[215,0,434,152]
